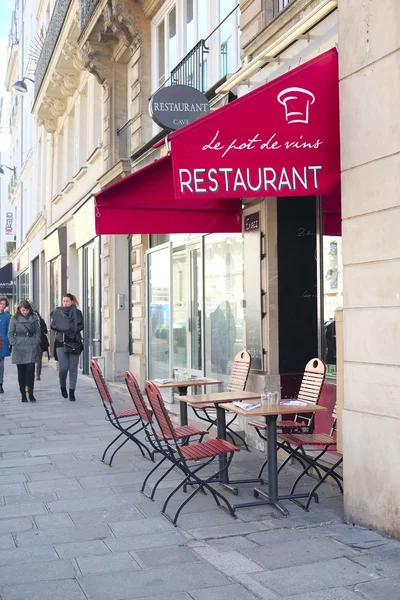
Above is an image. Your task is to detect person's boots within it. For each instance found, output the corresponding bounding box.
[0,384,4,393]
[69,389,76,402]
[28,392,37,402]
[60,386,68,398]
[21,389,28,402]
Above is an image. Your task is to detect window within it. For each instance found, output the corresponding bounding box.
[152,1,240,96]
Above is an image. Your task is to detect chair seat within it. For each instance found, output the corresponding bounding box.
[181,439,240,460]
[189,403,216,410]
[156,424,208,441]
[279,432,336,447]
[114,407,139,418]
[249,420,308,431]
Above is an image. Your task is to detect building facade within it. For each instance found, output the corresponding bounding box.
[1,0,399,539]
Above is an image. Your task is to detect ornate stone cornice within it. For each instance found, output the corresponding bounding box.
[51,71,78,96]
[80,41,110,85]
[102,2,140,50]
[62,41,85,71]
[37,117,57,133]
[43,96,67,117]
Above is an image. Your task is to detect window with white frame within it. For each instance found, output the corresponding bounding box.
[152,0,240,95]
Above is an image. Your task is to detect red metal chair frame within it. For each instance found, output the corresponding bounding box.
[189,350,252,450]
[145,380,240,526]
[90,360,152,465]
[125,371,209,501]
[278,404,343,511]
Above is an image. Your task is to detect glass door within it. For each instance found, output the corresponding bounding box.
[146,243,172,380]
[82,239,101,374]
[171,240,203,377]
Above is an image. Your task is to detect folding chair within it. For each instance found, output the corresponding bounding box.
[250,358,326,478]
[125,371,209,500]
[278,404,343,510]
[145,380,240,526]
[90,360,152,466]
[188,350,252,450]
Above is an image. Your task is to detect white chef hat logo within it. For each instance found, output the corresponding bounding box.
[277,87,315,124]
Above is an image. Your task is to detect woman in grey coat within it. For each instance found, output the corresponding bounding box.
[8,300,41,402]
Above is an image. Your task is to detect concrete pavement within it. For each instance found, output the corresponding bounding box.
[0,358,398,600]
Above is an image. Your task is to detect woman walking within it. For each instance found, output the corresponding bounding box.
[28,302,50,381]
[50,293,84,402]
[0,296,11,393]
[8,300,41,402]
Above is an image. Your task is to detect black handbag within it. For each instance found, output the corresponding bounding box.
[63,334,83,355]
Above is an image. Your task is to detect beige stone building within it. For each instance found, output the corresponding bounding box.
[3,0,399,538]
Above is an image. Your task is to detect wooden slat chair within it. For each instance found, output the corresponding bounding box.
[278,404,343,511]
[125,371,209,500]
[145,380,240,526]
[90,360,152,466]
[249,358,326,478]
[188,350,252,450]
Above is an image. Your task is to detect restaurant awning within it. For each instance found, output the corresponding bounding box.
[94,48,340,235]
[94,156,242,235]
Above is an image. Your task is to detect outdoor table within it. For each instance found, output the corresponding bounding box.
[179,391,263,494]
[153,378,221,424]
[219,400,327,517]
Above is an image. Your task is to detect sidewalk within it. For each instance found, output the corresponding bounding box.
[0,359,398,600]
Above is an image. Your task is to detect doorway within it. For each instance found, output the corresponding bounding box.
[82,239,101,374]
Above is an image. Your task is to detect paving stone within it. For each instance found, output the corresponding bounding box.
[0,559,76,586]
[247,527,312,546]
[350,546,400,578]
[0,483,26,496]
[5,492,55,505]
[251,557,379,596]
[187,521,267,539]
[78,562,230,600]
[78,472,144,488]
[170,509,238,529]
[48,492,144,515]
[77,552,141,575]
[55,539,111,558]
[357,577,400,600]
[109,517,175,538]
[242,537,358,570]
[0,578,87,600]
[207,535,258,552]
[15,524,111,547]
[124,595,191,600]
[104,531,187,553]
[0,456,51,468]
[0,517,35,534]
[289,588,374,600]
[69,504,145,527]
[132,546,200,569]
[34,513,74,529]
[309,523,395,549]
[0,534,15,550]
[0,474,27,485]
[0,502,47,518]
[189,584,260,600]
[194,546,263,576]
[27,478,82,494]
[0,544,58,566]
[55,486,115,500]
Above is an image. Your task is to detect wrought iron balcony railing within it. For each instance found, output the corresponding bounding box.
[80,0,100,33]
[34,0,70,100]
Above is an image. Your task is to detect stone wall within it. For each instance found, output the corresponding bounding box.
[339,0,400,537]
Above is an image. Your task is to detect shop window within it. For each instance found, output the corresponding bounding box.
[322,236,342,377]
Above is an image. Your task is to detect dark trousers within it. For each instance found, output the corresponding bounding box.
[36,347,43,379]
[17,363,35,396]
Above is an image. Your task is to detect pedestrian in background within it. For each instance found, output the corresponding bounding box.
[8,300,41,402]
[0,296,11,394]
[50,293,84,402]
[28,302,50,380]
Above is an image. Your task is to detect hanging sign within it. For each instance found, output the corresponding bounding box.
[149,84,210,131]
[170,49,340,198]
[4,212,14,239]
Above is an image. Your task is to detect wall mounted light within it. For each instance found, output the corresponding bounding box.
[12,77,34,94]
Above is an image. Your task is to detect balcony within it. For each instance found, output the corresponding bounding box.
[171,40,209,93]
[34,0,70,100]
[80,0,100,33]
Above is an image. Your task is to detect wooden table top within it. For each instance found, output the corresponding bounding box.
[220,400,328,417]
[179,391,262,405]
[152,378,221,389]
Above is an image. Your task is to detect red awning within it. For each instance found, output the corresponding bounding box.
[94,155,242,235]
[169,49,340,200]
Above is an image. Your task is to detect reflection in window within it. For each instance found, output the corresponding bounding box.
[323,236,342,376]
[220,0,233,77]
[157,21,165,86]
[168,7,177,73]
[204,233,244,386]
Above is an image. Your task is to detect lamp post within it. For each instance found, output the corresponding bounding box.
[12,77,34,95]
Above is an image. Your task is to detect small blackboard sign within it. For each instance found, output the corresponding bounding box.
[244,212,263,371]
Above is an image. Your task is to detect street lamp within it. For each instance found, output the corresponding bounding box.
[12,77,34,94]
[0,165,16,176]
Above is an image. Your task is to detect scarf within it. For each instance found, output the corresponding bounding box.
[50,305,80,336]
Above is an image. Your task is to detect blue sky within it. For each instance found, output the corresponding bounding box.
[0,0,14,92]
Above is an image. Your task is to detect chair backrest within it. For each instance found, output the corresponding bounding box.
[227,350,252,392]
[297,358,326,404]
[145,381,178,441]
[125,371,153,424]
[90,360,113,405]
